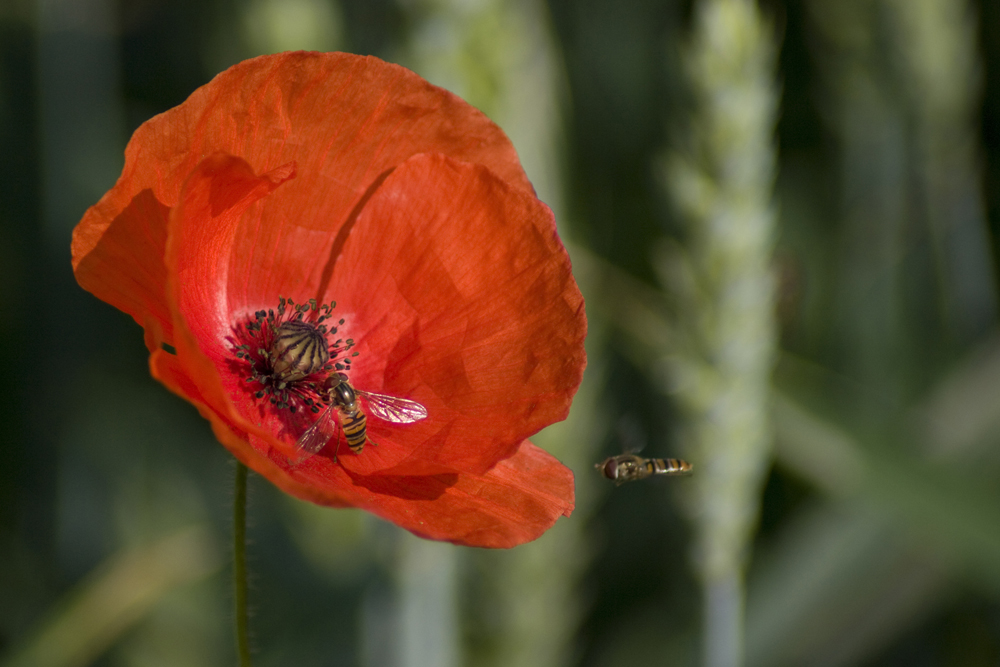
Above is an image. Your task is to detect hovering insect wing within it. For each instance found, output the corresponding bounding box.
[356,390,428,424]
[614,413,647,455]
[295,403,340,456]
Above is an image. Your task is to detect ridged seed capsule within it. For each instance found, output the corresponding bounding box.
[269,320,330,383]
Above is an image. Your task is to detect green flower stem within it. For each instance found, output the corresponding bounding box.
[234,461,252,667]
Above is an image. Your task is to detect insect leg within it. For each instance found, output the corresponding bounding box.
[332,420,343,463]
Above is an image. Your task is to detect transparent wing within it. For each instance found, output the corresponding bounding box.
[615,413,647,455]
[357,390,428,424]
[295,404,340,455]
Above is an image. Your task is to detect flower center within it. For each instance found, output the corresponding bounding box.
[232,297,357,413]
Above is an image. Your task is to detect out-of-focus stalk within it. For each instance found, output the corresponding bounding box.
[804,0,907,399]
[466,355,605,667]
[397,536,459,667]
[394,2,585,666]
[233,462,252,667]
[806,0,994,399]
[396,0,566,216]
[661,1,779,666]
[884,0,996,341]
[1,526,220,667]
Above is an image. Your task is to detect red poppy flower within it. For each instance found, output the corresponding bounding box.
[71,52,586,548]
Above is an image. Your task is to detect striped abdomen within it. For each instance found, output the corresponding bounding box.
[339,407,368,453]
[648,458,692,475]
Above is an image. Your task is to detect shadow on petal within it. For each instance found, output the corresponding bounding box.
[345,470,459,501]
[316,166,396,298]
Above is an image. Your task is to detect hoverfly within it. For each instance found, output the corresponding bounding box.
[595,454,692,486]
[295,372,428,461]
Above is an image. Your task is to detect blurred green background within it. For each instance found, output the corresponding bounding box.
[4,0,1000,665]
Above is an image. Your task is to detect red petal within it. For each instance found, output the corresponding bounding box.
[72,52,531,346]
[303,439,576,548]
[153,336,576,547]
[325,153,587,477]
[74,189,172,350]
[160,153,579,547]
[164,153,301,458]
[167,150,585,477]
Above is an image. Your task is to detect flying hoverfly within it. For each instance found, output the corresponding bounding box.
[295,372,428,461]
[595,454,692,486]
[595,414,692,485]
